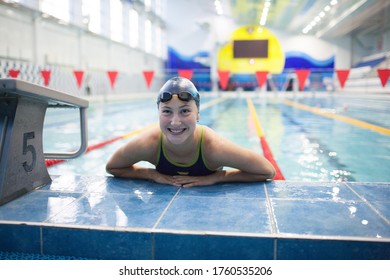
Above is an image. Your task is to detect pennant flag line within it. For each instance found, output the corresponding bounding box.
[73,70,84,88]
[142,70,154,89]
[217,70,230,90]
[255,71,268,88]
[295,69,311,91]
[335,69,350,89]
[40,70,51,86]
[107,71,118,89]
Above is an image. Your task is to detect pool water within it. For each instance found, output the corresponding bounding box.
[43,92,390,182]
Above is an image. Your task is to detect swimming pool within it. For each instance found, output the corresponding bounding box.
[44,92,390,182]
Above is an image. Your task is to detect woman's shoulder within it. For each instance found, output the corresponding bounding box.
[202,125,227,147]
[121,124,160,162]
[136,124,160,145]
[202,125,243,157]
[201,125,233,156]
[125,124,160,150]
[201,125,231,168]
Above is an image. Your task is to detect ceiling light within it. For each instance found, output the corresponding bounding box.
[316,0,367,37]
[259,0,271,26]
[302,0,340,34]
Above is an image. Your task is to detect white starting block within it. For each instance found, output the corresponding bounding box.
[0,79,88,205]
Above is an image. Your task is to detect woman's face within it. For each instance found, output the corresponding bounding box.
[158,95,200,145]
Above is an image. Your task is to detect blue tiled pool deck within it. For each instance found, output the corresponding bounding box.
[0,175,390,260]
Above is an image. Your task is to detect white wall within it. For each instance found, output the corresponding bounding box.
[0,7,34,61]
[0,1,166,94]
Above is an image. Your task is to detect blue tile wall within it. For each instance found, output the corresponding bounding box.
[153,232,274,260]
[41,227,153,260]
[272,200,390,237]
[276,238,390,260]
[0,191,82,222]
[156,196,272,233]
[0,224,41,254]
[1,175,390,260]
[347,182,390,222]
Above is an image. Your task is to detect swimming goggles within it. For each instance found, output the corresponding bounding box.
[158,91,200,103]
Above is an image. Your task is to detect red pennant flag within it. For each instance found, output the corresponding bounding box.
[73,70,84,89]
[335,69,350,89]
[217,70,230,90]
[295,69,310,91]
[377,69,390,87]
[255,71,268,87]
[142,70,154,89]
[107,71,118,89]
[178,69,193,80]
[8,69,20,78]
[40,70,51,86]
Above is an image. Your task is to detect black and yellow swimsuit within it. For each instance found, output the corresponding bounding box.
[155,126,216,176]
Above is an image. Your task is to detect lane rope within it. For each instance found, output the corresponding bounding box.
[284,99,390,136]
[246,97,285,180]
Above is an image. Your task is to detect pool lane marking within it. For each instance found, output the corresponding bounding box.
[46,97,228,167]
[46,124,156,167]
[284,99,390,136]
[200,96,228,110]
[246,98,285,180]
[122,123,158,139]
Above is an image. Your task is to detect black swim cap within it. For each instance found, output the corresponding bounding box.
[157,77,200,109]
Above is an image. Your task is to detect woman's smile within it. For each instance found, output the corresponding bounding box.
[168,127,187,135]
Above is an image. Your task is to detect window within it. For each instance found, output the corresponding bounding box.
[40,0,69,23]
[110,0,123,42]
[144,0,151,11]
[82,0,100,34]
[155,0,162,17]
[129,8,139,48]
[155,25,162,57]
[145,19,152,53]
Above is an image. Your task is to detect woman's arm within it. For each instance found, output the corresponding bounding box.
[207,126,276,178]
[172,127,276,187]
[171,168,272,188]
[105,127,182,186]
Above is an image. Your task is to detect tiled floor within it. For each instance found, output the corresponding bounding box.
[0,175,389,259]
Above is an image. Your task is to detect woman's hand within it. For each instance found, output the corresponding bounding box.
[172,168,273,188]
[152,172,183,187]
[171,172,221,188]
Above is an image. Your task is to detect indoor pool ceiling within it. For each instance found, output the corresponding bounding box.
[211,0,390,38]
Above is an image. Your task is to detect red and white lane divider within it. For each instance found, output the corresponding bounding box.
[246,98,285,180]
[45,123,157,167]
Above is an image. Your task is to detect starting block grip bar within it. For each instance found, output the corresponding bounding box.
[44,107,88,159]
[1,78,89,159]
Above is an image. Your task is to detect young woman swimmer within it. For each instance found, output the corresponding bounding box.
[106,77,275,187]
